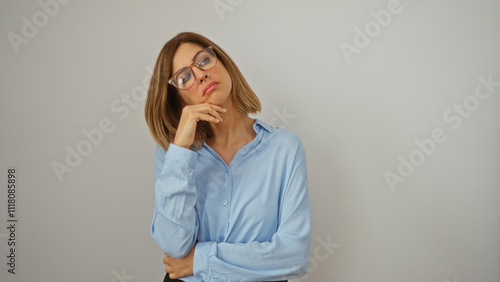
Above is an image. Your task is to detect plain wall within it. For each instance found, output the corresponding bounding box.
[1,0,499,281]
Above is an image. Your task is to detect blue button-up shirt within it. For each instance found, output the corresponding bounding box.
[151,119,312,281]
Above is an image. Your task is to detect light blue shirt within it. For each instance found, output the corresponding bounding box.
[151,119,312,281]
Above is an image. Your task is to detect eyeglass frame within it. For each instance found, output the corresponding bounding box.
[168,46,217,90]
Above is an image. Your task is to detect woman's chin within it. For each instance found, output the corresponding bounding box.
[205,94,228,107]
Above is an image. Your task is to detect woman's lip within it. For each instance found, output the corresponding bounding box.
[203,82,218,95]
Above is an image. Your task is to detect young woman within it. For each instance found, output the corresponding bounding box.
[144,32,312,281]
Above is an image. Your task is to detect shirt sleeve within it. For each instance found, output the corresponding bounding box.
[150,143,200,258]
[192,140,313,281]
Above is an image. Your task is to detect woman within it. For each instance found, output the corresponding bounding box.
[144,32,312,281]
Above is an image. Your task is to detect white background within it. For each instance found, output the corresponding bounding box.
[1,0,499,281]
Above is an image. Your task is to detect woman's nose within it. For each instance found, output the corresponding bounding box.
[192,67,209,84]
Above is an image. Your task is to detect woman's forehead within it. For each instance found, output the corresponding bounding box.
[172,43,204,73]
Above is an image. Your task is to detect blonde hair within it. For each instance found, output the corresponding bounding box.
[145,32,261,151]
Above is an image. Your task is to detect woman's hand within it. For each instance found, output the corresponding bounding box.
[163,244,197,279]
[173,103,227,149]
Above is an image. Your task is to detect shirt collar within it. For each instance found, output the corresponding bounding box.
[197,118,272,160]
[253,118,272,134]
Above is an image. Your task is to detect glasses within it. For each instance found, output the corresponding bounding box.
[168,46,217,90]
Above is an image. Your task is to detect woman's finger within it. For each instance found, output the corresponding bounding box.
[195,112,221,123]
[207,108,223,122]
[165,264,173,273]
[207,104,227,114]
[181,104,227,124]
[190,103,227,115]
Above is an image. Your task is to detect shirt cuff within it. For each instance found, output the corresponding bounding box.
[193,241,216,280]
[164,143,198,170]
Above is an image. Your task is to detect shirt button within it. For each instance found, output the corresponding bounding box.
[223,200,228,205]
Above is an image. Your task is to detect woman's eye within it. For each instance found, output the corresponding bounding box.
[177,72,192,86]
[182,73,192,81]
[197,56,211,67]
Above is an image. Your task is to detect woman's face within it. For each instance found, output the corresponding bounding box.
[171,43,233,107]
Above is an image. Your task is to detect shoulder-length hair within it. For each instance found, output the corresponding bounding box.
[144,32,261,151]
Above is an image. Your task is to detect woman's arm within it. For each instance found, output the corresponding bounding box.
[192,143,312,281]
[150,103,226,258]
[150,143,200,258]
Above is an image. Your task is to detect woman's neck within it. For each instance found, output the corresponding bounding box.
[207,105,255,147]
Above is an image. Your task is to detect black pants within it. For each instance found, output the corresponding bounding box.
[163,272,287,282]
[163,273,182,282]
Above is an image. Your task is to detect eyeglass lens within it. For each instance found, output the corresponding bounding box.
[173,48,216,89]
